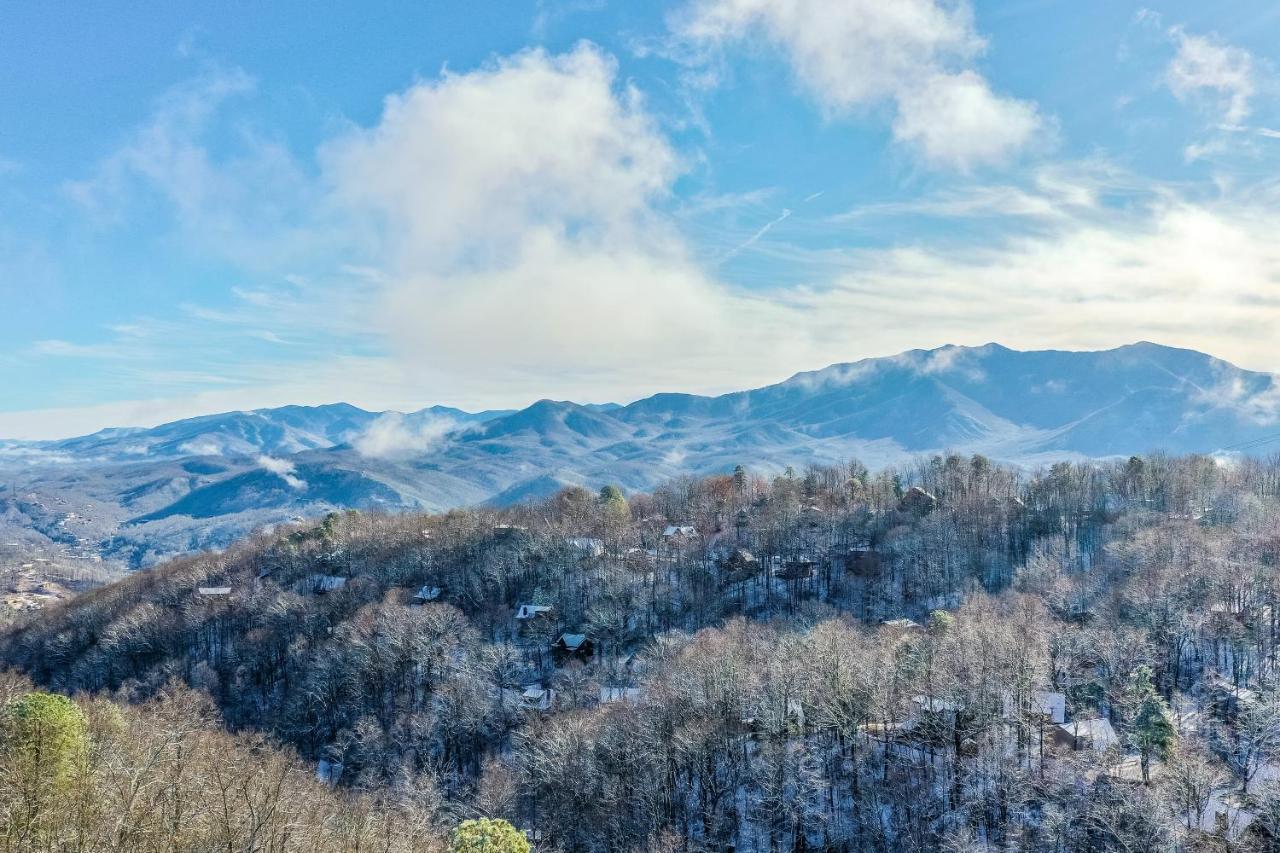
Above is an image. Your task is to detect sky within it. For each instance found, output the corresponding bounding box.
[3,0,1280,439]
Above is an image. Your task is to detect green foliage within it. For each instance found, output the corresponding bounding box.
[2,691,88,787]
[1128,666,1175,780]
[450,818,530,853]
[927,610,954,634]
[599,483,629,523]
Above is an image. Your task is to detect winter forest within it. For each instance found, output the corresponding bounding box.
[3,452,1280,851]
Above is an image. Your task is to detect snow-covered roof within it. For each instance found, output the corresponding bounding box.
[316,759,343,786]
[1058,717,1118,749]
[883,618,921,631]
[566,537,604,556]
[197,586,231,596]
[1191,791,1256,841]
[558,633,588,650]
[663,525,697,537]
[515,603,553,620]
[1002,690,1066,724]
[415,585,442,601]
[912,695,962,714]
[308,575,347,592]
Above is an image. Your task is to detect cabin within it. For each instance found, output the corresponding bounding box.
[197,586,231,598]
[900,487,939,516]
[624,547,656,569]
[776,557,816,580]
[1052,717,1118,752]
[521,684,555,711]
[553,633,594,662]
[662,525,698,540]
[1187,791,1257,842]
[882,618,922,632]
[316,759,343,787]
[515,603,554,621]
[413,585,442,604]
[1106,754,1166,784]
[1002,690,1067,724]
[305,575,348,595]
[493,524,529,541]
[566,537,604,559]
[599,686,645,704]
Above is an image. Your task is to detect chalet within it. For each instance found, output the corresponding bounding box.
[515,603,554,621]
[1105,754,1166,784]
[521,684,555,711]
[1001,690,1067,724]
[566,537,604,558]
[305,575,348,594]
[1052,717,1118,752]
[912,695,963,716]
[553,633,594,661]
[624,547,656,568]
[197,586,232,597]
[316,759,343,787]
[776,557,816,580]
[900,487,939,516]
[413,585,442,603]
[1188,791,1257,842]
[718,548,759,584]
[493,524,529,540]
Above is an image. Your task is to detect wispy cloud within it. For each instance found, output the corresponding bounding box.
[669,0,1043,170]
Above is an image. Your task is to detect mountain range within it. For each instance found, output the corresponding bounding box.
[3,341,1278,567]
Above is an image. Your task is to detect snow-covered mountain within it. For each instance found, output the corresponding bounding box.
[4,342,1278,567]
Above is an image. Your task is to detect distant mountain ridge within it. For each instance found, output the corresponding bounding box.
[3,342,1278,567]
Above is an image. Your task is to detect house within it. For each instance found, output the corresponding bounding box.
[1106,754,1166,783]
[900,487,939,516]
[515,603,554,621]
[493,524,529,540]
[600,686,645,704]
[566,537,604,558]
[1002,690,1067,724]
[776,557,816,580]
[197,586,231,597]
[624,548,656,568]
[413,585,442,603]
[1187,791,1257,842]
[1052,717,1118,752]
[912,695,963,716]
[521,684,555,711]
[662,525,698,539]
[553,633,594,661]
[316,759,343,786]
[305,575,348,594]
[882,618,922,632]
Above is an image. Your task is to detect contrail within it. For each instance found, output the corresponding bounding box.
[720,208,791,263]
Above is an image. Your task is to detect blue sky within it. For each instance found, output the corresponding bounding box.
[3,0,1280,438]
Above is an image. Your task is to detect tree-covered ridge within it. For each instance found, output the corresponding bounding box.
[5,452,1280,851]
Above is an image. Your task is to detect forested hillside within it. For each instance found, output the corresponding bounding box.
[6,452,1280,851]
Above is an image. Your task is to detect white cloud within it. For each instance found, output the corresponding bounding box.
[353,412,457,458]
[671,0,1041,169]
[893,71,1041,170]
[256,455,307,490]
[322,44,786,384]
[1165,27,1254,125]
